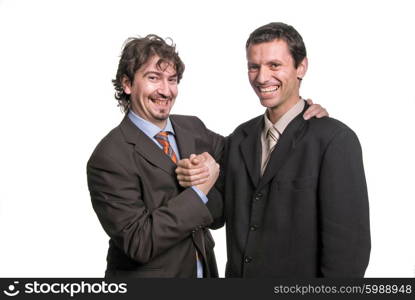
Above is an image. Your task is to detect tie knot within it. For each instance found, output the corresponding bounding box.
[154,131,177,164]
[267,127,279,150]
[267,127,279,140]
[155,131,169,139]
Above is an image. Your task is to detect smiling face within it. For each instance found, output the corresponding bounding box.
[247,39,307,122]
[122,55,178,129]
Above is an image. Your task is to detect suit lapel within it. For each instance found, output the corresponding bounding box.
[119,115,176,175]
[258,107,308,190]
[240,116,263,189]
[171,116,196,159]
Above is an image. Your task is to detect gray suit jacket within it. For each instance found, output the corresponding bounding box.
[87,114,224,278]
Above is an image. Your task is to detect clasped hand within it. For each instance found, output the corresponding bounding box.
[175,152,219,195]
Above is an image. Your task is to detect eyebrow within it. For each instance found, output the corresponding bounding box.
[248,59,282,65]
[143,71,162,76]
[268,59,282,64]
[143,71,178,80]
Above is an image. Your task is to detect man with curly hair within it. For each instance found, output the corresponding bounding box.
[87,35,223,278]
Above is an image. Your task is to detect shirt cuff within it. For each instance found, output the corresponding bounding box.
[191,186,208,204]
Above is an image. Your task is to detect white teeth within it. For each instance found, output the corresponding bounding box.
[259,86,279,93]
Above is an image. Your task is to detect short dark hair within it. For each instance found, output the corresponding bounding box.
[246,22,306,68]
[112,34,185,112]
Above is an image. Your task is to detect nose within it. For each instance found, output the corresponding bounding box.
[157,79,171,98]
[255,66,271,85]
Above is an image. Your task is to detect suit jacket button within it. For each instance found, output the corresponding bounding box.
[254,193,262,201]
[244,256,252,263]
[250,225,258,231]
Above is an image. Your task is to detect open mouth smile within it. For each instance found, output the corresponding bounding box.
[258,85,280,94]
[150,98,171,107]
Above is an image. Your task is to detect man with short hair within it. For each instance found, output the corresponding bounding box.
[177,22,371,277]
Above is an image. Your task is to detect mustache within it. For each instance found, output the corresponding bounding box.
[150,93,173,101]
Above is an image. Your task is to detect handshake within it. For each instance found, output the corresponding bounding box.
[175,153,220,195]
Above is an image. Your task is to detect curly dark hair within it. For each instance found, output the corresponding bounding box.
[246,22,307,68]
[112,34,185,112]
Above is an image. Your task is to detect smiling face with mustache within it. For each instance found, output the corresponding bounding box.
[122,55,178,129]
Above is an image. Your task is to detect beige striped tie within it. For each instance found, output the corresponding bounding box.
[267,126,279,152]
[262,126,279,175]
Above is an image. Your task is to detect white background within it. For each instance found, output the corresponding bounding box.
[1,0,414,277]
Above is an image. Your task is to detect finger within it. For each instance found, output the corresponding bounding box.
[175,166,195,176]
[178,164,208,175]
[177,171,210,182]
[176,166,209,178]
[176,159,192,169]
[194,153,209,163]
[176,166,207,176]
[303,107,315,120]
[191,156,201,165]
[200,152,212,160]
[178,176,209,187]
[306,98,314,105]
[191,178,210,186]
[179,177,209,187]
[304,104,323,120]
[177,173,208,182]
[201,153,216,166]
[190,153,206,165]
[316,108,329,118]
[178,181,193,187]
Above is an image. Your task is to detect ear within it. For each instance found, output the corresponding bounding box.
[296,57,308,80]
[121,75,132,95]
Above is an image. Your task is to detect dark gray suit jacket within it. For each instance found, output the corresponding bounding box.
[87,114,224,278]
[222,103,371,277]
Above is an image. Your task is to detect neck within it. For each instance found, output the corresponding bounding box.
[154,120,167,130]
[267,95,300,124]
[130,108,168,130]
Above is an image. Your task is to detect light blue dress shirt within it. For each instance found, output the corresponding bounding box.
[128,110,206,278]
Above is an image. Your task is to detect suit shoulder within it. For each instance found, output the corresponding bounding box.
[230,115,263,136]
[88,125,125,163]
[307,117,359,143]
[170,114,205,128]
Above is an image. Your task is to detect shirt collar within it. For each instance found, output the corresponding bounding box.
[128,110,175,139]
[263,98,305,135]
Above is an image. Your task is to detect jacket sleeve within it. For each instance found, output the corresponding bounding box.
[318,128,371,277]
[87,152,213,264]
[204,127,226,229]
